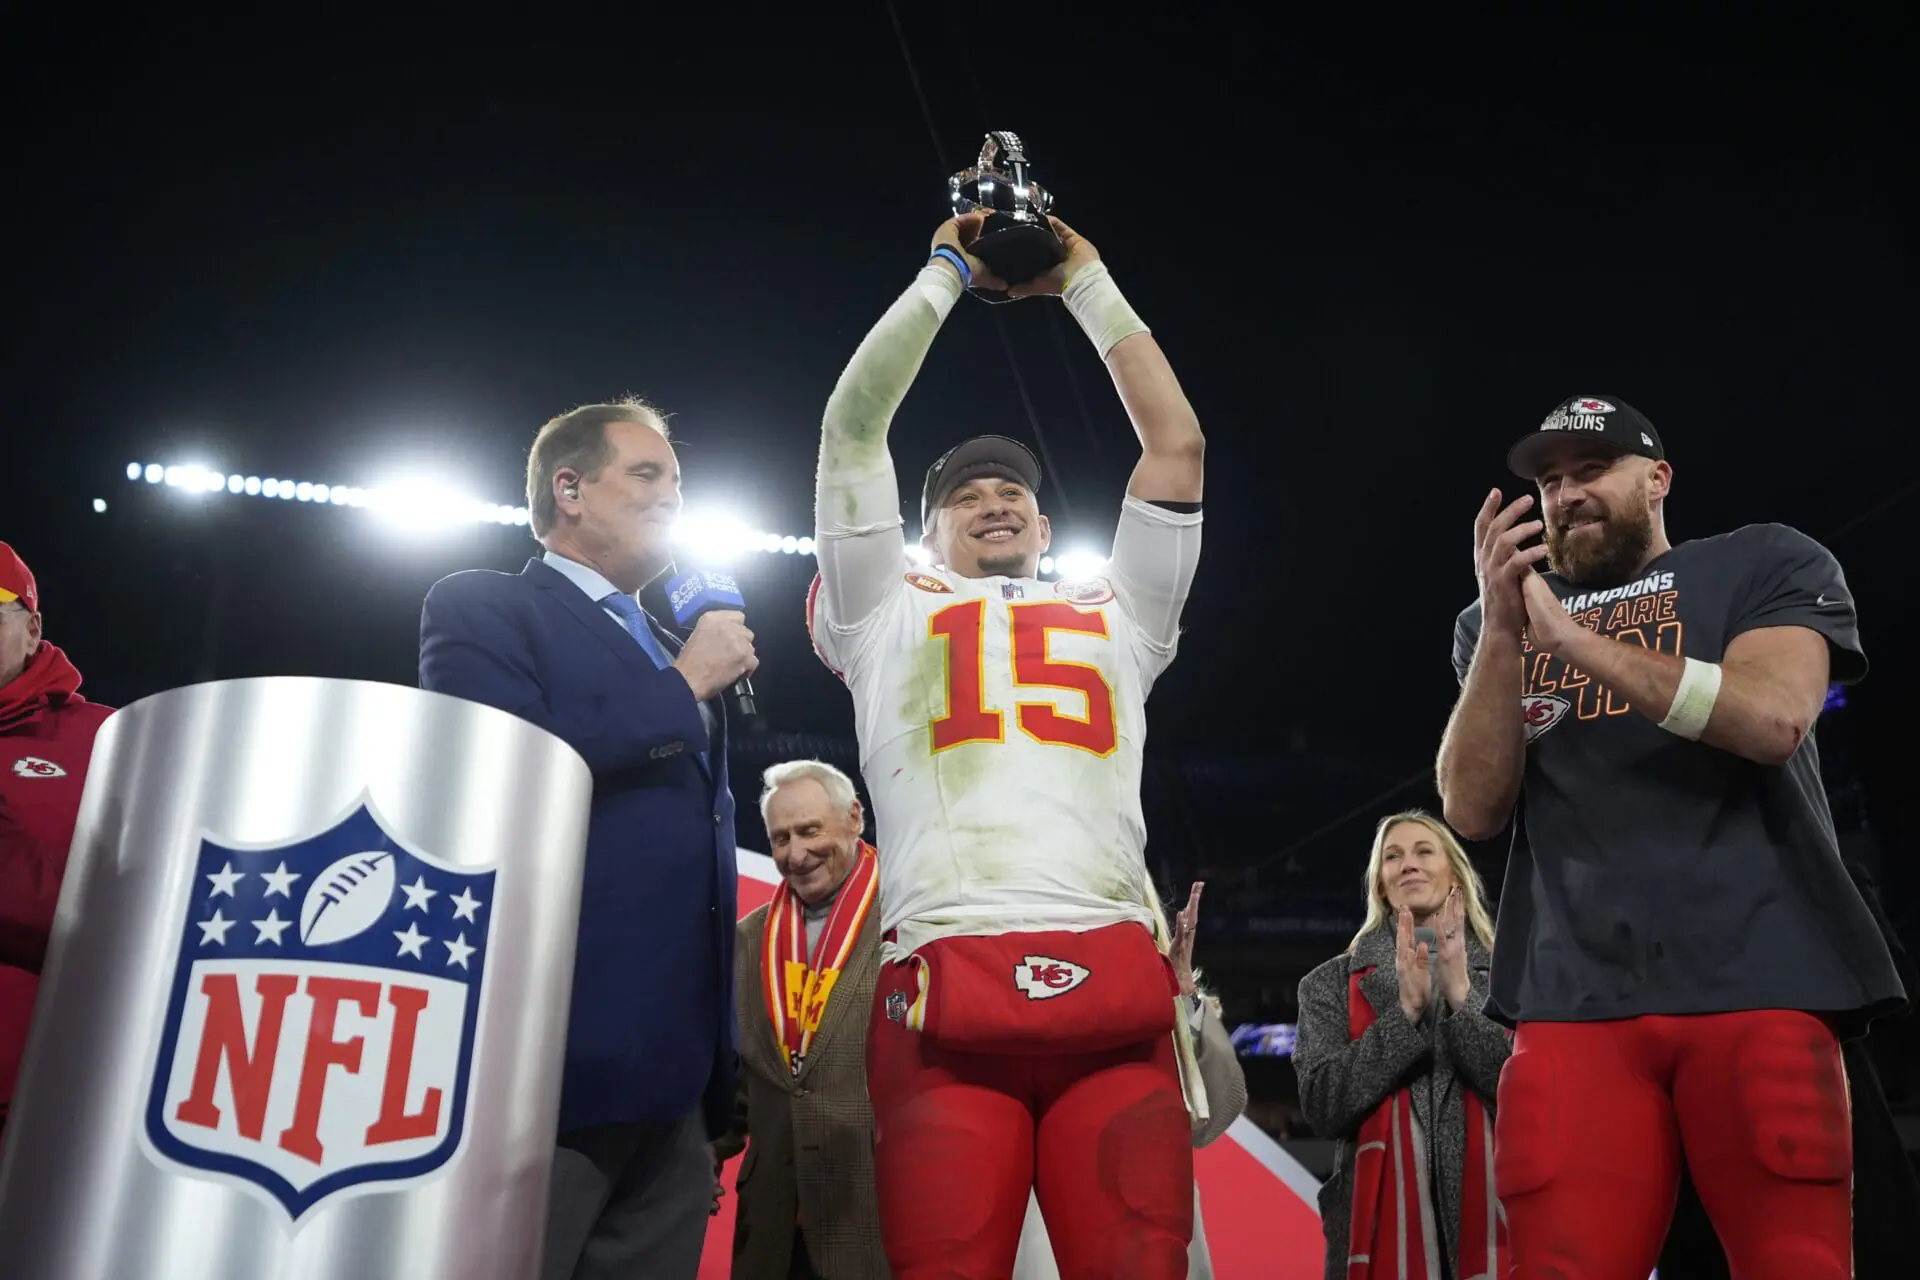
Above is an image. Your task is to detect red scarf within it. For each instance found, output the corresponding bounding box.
[1345,968,1507,1280]
[762,842,879,1077]
[0,643,84,732]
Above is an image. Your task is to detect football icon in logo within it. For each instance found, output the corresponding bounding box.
[299,850,397,945]
[145,805,497,1221]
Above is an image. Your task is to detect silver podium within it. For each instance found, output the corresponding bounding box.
[0,677,593,1280]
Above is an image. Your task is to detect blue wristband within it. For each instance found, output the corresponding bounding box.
[929,246,971,287]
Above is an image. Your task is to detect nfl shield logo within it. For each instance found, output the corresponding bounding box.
[142,803,496,1220]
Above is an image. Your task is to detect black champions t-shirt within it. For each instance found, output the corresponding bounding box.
[1452,523,1905,1029]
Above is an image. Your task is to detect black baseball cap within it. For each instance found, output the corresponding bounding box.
[1507,395,1667,480]
[920,435,1043,532]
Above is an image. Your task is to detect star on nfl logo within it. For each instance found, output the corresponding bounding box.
[142,803,497,1220]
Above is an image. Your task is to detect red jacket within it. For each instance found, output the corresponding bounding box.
[0,643,113,1133]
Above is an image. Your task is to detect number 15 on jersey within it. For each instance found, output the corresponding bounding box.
[927,599,1119,758]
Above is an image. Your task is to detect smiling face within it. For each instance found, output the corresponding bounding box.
[765,777,864,906]
[553,419,682,593]
[1378,820,1458,919]
[927,475,1052,579]
[1532,440,1670,587]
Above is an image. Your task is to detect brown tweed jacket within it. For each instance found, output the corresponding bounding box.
[715,902,889,1280]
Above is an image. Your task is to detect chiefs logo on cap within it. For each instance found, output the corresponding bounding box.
[1569,397,1616,414]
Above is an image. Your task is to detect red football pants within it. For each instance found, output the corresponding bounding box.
[865,975,1194,1280]
[1495,1011,1853,1280]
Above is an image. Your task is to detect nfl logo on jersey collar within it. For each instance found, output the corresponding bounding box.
[141,801,496,1221]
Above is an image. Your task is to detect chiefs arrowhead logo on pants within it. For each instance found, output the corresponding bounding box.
[1015,955,1091,999]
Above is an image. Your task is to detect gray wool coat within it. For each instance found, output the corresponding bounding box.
[1292,927,1511,1280]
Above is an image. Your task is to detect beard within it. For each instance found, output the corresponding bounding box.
[976,550,1032,576]
[1544,493,1656,586]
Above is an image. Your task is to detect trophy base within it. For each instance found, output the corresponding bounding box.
[972,214,1065,287]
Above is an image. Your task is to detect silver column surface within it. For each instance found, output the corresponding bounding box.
[0,677,593,1280]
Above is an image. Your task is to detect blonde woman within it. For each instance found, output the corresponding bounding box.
[1292,811,1510,1280]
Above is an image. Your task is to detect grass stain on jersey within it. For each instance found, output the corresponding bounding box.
[897,637,998,832]
[933,740,994,801]
[899,636,949,733]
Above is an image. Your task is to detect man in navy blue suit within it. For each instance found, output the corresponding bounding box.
[420,398,758,1280]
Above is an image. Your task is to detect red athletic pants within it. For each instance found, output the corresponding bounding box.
[1495,1011,1853,1280]
[865,975,1194,1280]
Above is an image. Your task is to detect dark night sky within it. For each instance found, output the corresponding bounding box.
[2,6,1912,910]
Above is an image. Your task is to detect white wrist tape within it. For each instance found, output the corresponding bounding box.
[1658,657,1722,740]
[914,259,965,318]
[1061,260,1149,359]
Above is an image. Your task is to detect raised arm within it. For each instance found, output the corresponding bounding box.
[1051,234,1205,505]
[1516,525,1860,767]
[1438,490,1550,840]
[1026,221,1205,642]
[813,221,979,631]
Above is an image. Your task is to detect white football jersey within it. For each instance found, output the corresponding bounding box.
[809,501,1197,949]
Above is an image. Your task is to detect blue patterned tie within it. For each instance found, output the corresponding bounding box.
[601,592,671,670]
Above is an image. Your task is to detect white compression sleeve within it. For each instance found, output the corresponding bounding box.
[1106,495,1204,654]
[814,260,965,628]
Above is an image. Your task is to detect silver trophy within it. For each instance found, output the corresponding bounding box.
[948,131,1064,300]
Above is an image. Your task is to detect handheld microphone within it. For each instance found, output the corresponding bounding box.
[665,567,760,727]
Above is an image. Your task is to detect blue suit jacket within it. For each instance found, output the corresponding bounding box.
[418,557,738,1138]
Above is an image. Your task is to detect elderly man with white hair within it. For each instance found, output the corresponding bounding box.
[712,759,889,1280]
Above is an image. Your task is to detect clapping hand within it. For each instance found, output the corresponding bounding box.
[1520,568,1581,655]
[1473,490,1550,642]
[1170,881,1204,997]
[1435,887,1473,1013]
[1395,905,1431,1024]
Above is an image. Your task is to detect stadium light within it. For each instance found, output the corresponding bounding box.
[1051,549,1109,580]
[122,460,1097,574]
[671,510,759,564]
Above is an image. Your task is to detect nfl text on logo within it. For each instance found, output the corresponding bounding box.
[143,804,496,1220]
